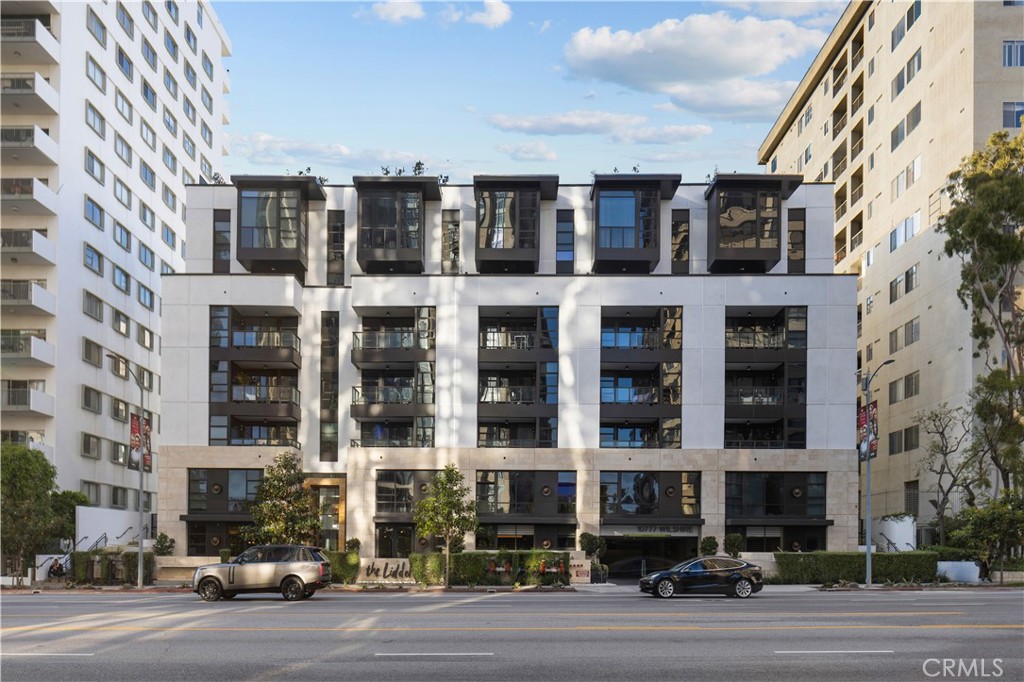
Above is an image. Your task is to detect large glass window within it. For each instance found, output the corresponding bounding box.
[555,209,574,274]
[239,189,306,250]
[718,189,779,249]
[596,189,658,248]
[476,471,535,514]
[600,472,660,515]
[787,209,805,273]
[213,209,230,272]
[376,523,414,558]
[227,469,262,511]
[376,471,416,512]
[671,209,689,272]
[476,190,539,249]
[359,190,421,249]
[725,472,826,517]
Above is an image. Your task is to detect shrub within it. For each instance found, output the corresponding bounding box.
[323,550,361,584]
[410,551,571,586]
[579,532,605,560]
[919,545,977,562]
[773,551,938,584]
[153,533,176,556]
[344,538,361,552]
[219,549,231,563]
[70,552,90,583]
[724,533,744,558]
[700,536,719,556]
[120,551,155,585]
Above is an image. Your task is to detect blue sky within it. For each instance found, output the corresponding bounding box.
[214,0,846,184]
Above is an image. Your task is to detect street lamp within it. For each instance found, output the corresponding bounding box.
[860,358,894,588]
[108,353,146,589]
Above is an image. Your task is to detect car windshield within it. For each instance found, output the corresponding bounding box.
[670,559,700,572]
[234,547,265,564]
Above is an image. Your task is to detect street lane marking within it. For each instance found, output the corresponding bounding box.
[375,653,494,657]
[3,624,1020,633]
[775,650,894,654]
[1,651,94,655]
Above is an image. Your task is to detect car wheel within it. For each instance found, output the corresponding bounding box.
[281,576,305,601]
[301,588,315,600]
[655,579,676,599]
[198,577,222,602]
[733,578,754,599]
[221,592,236,600]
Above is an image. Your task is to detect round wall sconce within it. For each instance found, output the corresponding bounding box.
[665,486,676,497]
[211,483,223,494]
[541,485,552,496]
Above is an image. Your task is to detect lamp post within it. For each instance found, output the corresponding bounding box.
[108,353,146,589]
[860,358,894,588]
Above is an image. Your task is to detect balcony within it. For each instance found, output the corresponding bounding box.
[1,279,56,316]
[479,385,536,405]
[851,183,864,206]
[832,68,847,93]
[351,328,433,368]
[0,332,54,367]
[832,157,847,179]
[1,229,56,266]
[1,178,57,216]
[724,330,786,349]
[473,176,557,274]
[834,200,848,222]
[851,137,864,161]
[351,384,434,420]
[834,245,848,264]
[725,387,784,406]
[224,384,301,421]
[851,45,864,71]
[832,113,848,140]
[851,231,864,250]
[1,386,55,417]
[480,330,536,350]
[1,126,58,166]
[851,91,864,116]
[214,328,301,369]
[1,72,58,115]
[1,19,59,66]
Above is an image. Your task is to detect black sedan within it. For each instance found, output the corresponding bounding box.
[639,556,764,599]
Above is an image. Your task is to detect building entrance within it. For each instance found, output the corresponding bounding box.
[603,537,697,579]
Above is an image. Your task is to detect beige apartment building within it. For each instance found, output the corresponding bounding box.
[759,0,1024,544]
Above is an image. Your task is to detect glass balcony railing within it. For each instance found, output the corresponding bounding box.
[230,385,300,404]
[477,501,534,514]
[724,386,785,405]
[352,385,434,405]
[230,329,300,351]
[478,385,536,404]
[479,330,536,350]
[724,330,787,349]
[353,329,417,350]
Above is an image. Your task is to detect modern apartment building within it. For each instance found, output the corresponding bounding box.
[1,1,230,532]
[758,1,1024,539]
[158,171,857,576]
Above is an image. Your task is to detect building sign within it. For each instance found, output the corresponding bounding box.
[602,524,700,537]
[128,414,153,473]
[569,558,591,585]
[361,558,414,583]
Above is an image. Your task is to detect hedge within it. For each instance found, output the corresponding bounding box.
[120,551,155,585]
[323,550,361,584]
[68,551,155,585]
[773,551,939,584]
[410,550,572,586]
[918,545,977,562]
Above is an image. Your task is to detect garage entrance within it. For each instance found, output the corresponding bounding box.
[603,536,698,580]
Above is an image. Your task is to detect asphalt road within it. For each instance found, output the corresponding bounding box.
[1,585,1021,682]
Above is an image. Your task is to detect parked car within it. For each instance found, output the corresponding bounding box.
[639,556,763,599]
[193,544,332,602]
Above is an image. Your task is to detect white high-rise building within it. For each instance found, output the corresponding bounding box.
[1,1,231,535]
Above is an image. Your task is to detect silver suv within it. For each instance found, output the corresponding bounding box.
[193,544,333,602]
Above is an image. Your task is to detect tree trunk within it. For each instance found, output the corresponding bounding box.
[444,542,450,588]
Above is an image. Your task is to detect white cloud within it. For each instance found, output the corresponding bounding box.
[563,12,826,120]
[612,124,713,145]
[718,1,845,20]
[372,1,425,24]
[466,1,512,29]
[488,109,646,135]
[497,141,558,162]
[536,19,552,34]
[228,132,353,168]
[582,90,597,100]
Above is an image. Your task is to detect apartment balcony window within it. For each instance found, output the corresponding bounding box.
[226,423,299,448]
[234,177,322,282]
[353,328,416,350]
[356,177,439,274]
[353,418,433,448]
[599,422,678,449]
[706,175,797,274]
[476,471,535,515]
[474,177,556,274]
[477,419,556,448]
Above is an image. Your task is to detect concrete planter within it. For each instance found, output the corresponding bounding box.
[937,560,980,583]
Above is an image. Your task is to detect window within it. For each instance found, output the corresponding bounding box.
[556,209,576,274]
[868,105,874,125]
[84,244,104,275]
[183,169,194,185]
[113,265,131,293]
[787,208,805,274]
[111,486,128,509]
[201,86,213,112]
[185,23,197,52]
[803,144,812,163]
[202,51,213,79]
[890,273,906,303]
[83,386,103,413]
[164,30,178,61]
[114,222,132,251]
[138,365,155,391]
[83,338,103,366]
[201,121,212,146]
[166,0,179,24]
[85,196,105,229]
[115,134,133,166]
[161,260,175,275]
[116,89,133,123]
[213,209,231,273]
[141,201,154,228]
[889,429,904,455]
[87,8,107,46]
[904,424,920,451]
[889,210,921,252]
[86,55,106,92]
[1004,41,1024,67]
[891,0,921,51]
[80,480,101,506]
[904,480,919,515]
[142,79,157,109]
[162,184,177,211]
[594,188,659,249]
[85,149,105,184]
[116,47,134,81]
[163,68,178,99]
[184,61,197,88]
[905,371,920,399]
[1004,102,1024,128]
[142,38,157,70]
[905,316,920,346]
[671,208,690,274]
[113,309,130,336]
[138,284,155,310]
[111,398,129,422]
[162,145,177,173]
[85,103,106,138]
[183,133,196,159]
[137,324,155,350]
[798,105,812,134]
[117,3,135,37]
[84,291,104,321]
[162,224,177,249]
[111,441,128,465]
[143,0,158,29]
[114,179,132,209]
[82,434,102,460]
[905,263,918,293]
[200,156,213,180]
[183,97,196,124]
[889,378,904,404]
[139,243,155,270]
[197,3,204,26]
[141,120,157,149]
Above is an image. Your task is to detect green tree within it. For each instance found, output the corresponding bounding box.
[941,131,1024,379]
[968,370,1024,491]
[915,404,977,543]
[949,490,1024,584]
[50,490,90,547]
[0,443,58,579]
[412,464,477,587]
[241,452,322,546]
